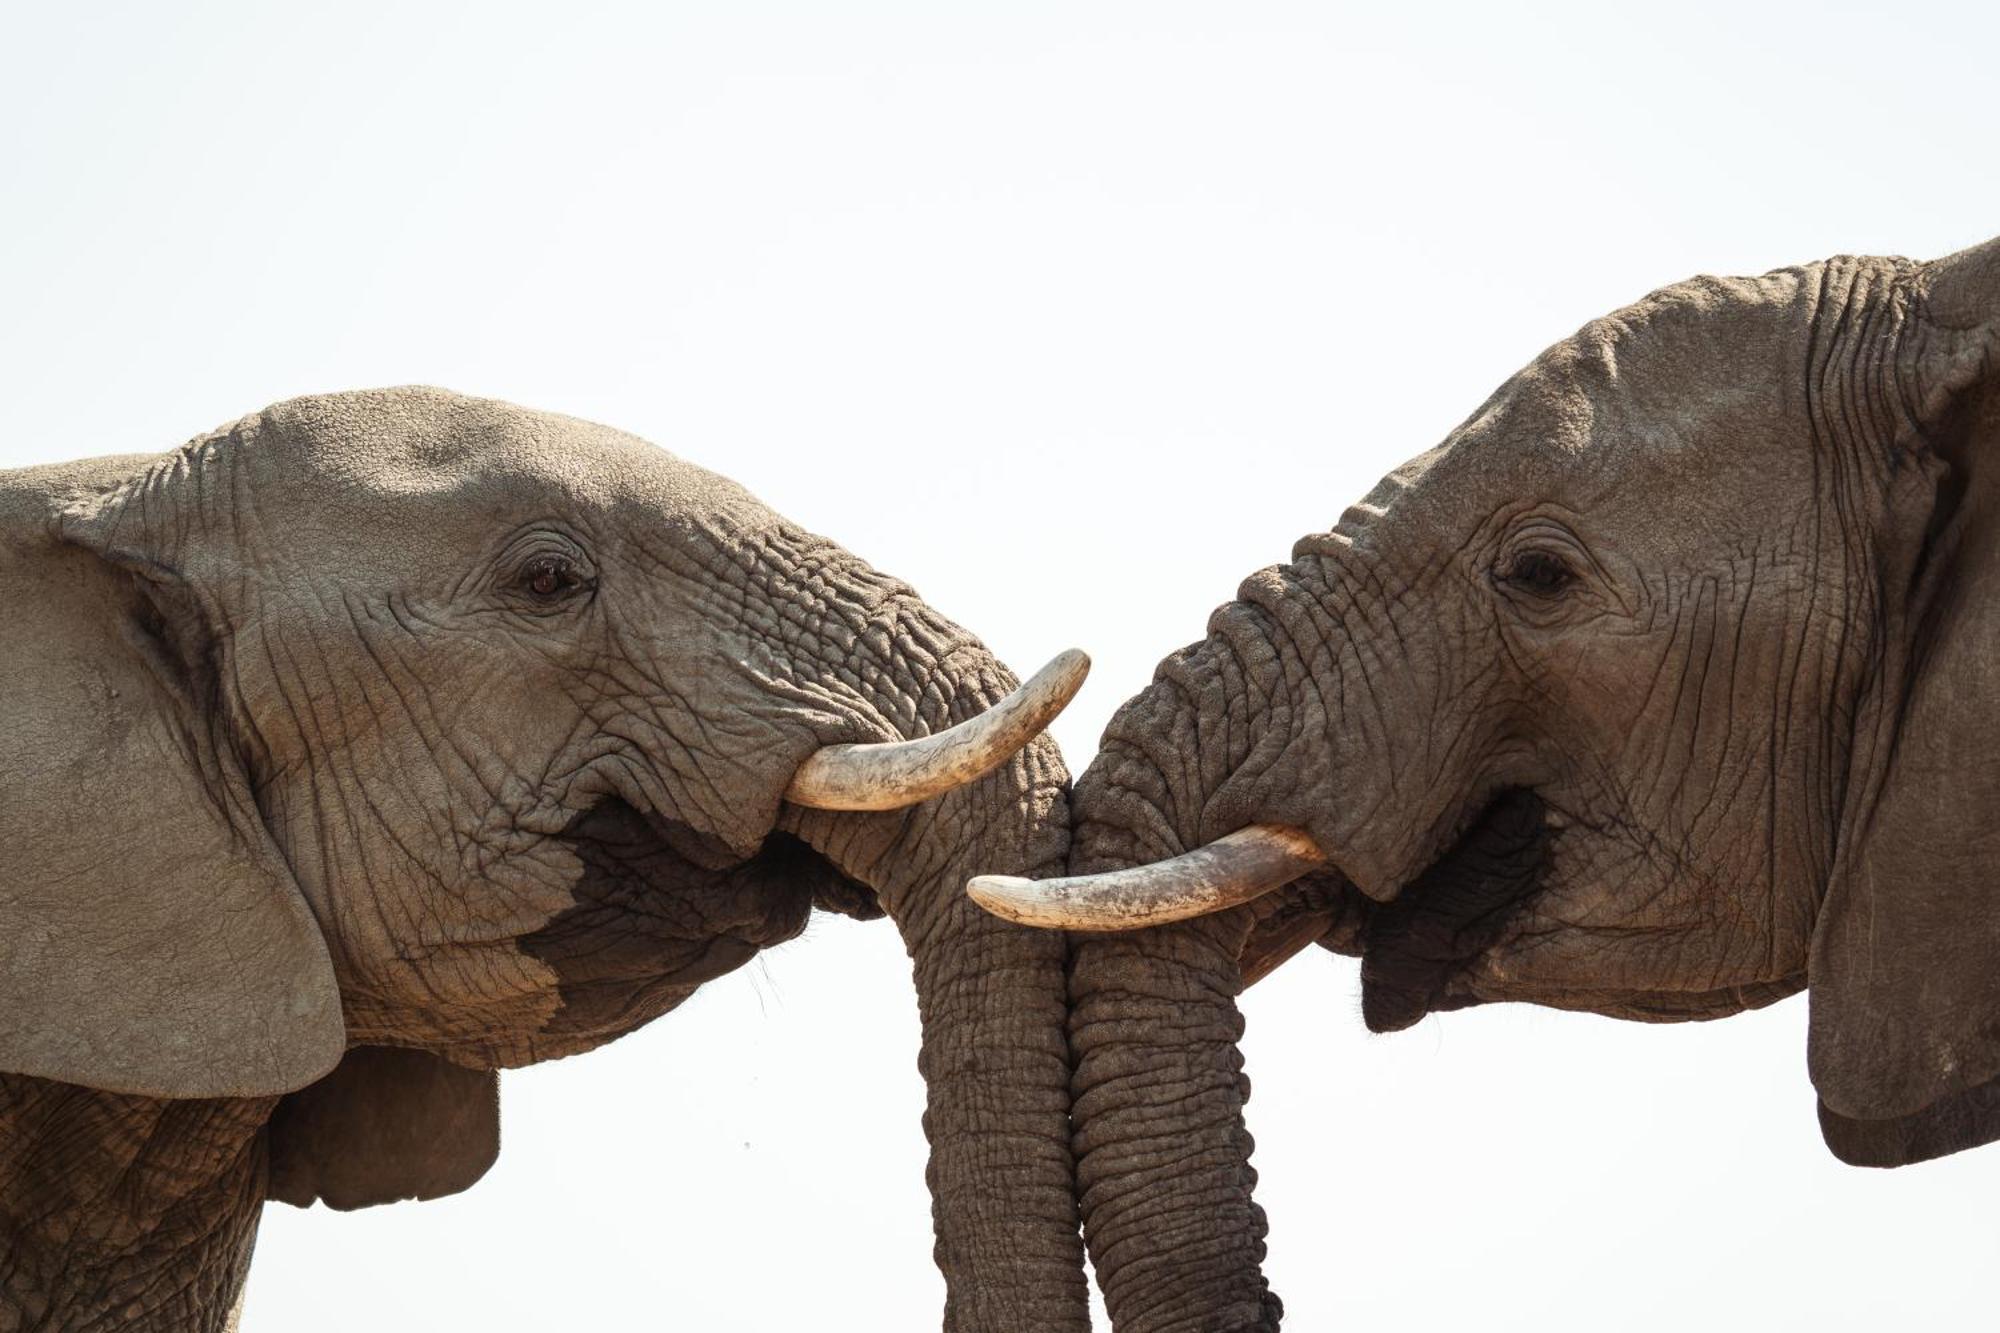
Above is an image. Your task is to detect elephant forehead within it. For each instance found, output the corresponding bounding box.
[251,386,778,531]
[1371,287,1816,549]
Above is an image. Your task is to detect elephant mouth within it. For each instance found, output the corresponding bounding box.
[521,798,875,1049]
[1351,791,1804,1028]
[1353,788,1555,1033]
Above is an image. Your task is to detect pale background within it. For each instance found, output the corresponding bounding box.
[5,3,1998,1328]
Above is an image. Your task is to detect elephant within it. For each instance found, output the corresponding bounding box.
[975,233,2000,1329]
[0,387,1094,1332]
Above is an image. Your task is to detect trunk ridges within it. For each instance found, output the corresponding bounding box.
[1068,911,1281,1332]
[914,892,1091,1329]
[1067,587,1313,1331]
[776,596,1091,1332]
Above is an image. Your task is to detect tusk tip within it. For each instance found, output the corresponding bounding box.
[784,646,1093,814]
[966,874,1047,924]
[968,824,1330,931]
[1039,648,1090,699]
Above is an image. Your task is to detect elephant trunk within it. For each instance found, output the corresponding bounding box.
[908,877,1089,1329]
[1069,910,1278,1332]
[780,634,1091,1331]
[1062,592,1329,1332]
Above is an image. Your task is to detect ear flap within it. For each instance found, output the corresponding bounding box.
[1808,237,2000,1165]
[267,1046,500,1210]
[0,452,344,1098]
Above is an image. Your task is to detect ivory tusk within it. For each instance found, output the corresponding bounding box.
[784,649,1089,812]
[967,824,1327,930]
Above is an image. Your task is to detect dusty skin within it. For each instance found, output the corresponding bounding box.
[983,234,2000,1331]
[0,388,1091,1332]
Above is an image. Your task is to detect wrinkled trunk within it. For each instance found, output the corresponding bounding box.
[1064,584,1345,1331]
[910,887,1089,1329]
[782,650,1090,1331]
[1070,911,1277,1332]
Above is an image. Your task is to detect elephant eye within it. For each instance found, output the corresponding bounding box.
[1499,549,1574,597]
[521,554,583,600]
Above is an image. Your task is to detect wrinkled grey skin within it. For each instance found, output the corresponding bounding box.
[0,388,1085,1331]
[1064,237,2000,1329]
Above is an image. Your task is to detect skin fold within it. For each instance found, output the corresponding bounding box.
[1055,235,2000,1329]
[0,388,1088,1331]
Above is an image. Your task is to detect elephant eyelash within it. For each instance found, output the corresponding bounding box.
[1497,549,1575,596]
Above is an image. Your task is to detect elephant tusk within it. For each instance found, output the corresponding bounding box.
[967,823,1328,930]
[784,649,1090,812]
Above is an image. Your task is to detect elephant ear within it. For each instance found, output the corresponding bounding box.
[267,1047,500,1209]
[1808,236,2000,1166]
[0,449,344,1098]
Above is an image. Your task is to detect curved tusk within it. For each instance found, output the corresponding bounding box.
[784,649,1090,812]
[968,824,1326,931]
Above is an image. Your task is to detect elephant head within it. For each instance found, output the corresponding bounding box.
[975,236,2000,1328]
[0,387,1089,1330]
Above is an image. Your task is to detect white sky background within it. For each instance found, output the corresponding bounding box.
[6,2,2000,1328]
